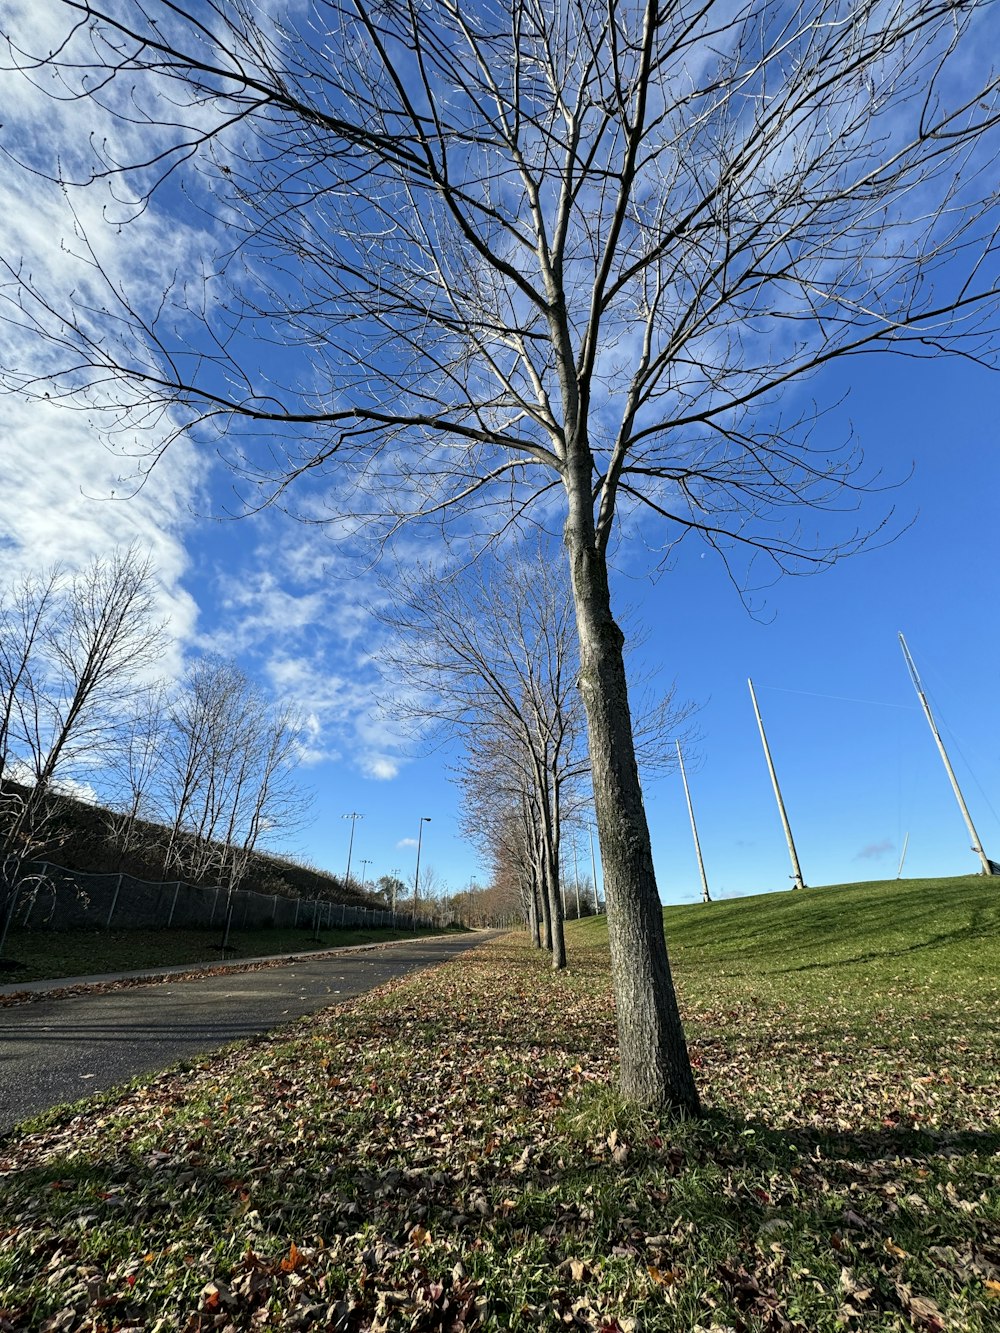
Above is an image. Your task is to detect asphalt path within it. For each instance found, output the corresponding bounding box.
[0,933,499,1135]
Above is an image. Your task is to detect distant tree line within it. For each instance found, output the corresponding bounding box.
[378,546,693,955]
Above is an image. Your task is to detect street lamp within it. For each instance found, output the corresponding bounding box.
[413,817,431,931]
[342,812,363,885]
[359,858,371,889]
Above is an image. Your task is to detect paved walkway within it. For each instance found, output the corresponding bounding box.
[0,932,499,1134]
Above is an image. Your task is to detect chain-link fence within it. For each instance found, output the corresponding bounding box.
[5,860,433,934]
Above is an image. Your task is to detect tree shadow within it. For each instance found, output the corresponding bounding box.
[3,1095,998,1330]
[774,906,995,974]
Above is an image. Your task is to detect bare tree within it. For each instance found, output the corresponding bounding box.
[0,547,163,950]
[159,656,306,890]
[2,0,999,1108]
[379,552,588,968]
[221,704,303,893]
[383,549,693,963]
[13,545,164,797]
[457,724,549,949]
[0,570,61,782]
[0,571,63,957]
[159,657,236,880]
[103,680,169,869]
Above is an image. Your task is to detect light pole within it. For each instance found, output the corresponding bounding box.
[676,740,711,904]
[342,812,363,885]
[359,858,372,889]
[748,678,805,891]
[413,817,431,931]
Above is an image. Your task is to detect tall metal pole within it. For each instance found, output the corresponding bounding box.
[898,633,996,876]
[748,678,806,890]
[676,741,711,903]
[896,831,910,879]
[413,816,431,930]
[359,858,371,889]
[342,811,363,884]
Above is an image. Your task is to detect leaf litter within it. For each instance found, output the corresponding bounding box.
[0,914,996,1332]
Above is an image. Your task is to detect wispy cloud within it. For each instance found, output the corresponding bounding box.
[0,391,203,681]
[198,523,413,780]
[0,6,213,678]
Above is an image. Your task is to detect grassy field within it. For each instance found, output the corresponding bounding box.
[0,924,450,986]
[0,875,997,1331]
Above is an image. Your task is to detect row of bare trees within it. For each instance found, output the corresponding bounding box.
[378,546,693,966]
[0,546,305,947]
[111,656,304,890]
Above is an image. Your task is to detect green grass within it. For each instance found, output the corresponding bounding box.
[0,922,454,985]
[0,876,997,1331]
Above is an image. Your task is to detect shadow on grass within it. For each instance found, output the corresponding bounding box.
[7,1098,998,1241]
[772,906,996,975]
[3,1079,998,1333]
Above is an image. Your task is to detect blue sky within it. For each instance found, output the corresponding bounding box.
[1,3,998,906]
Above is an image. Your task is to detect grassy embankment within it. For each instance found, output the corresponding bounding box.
[1,925,453,987]
[0,875,997,1331]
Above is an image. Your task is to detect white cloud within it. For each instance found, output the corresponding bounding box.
[0,395,202,674]
[188,520,418,780]
[0,6,217,680]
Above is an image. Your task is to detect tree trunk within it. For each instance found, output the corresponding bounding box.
[564,469,700,1114]
[528,878,542,947]
[534,850,552,951]
[545,778,566,970]
[545,840,566,970]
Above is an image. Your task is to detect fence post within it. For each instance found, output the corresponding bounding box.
[221,893,234,953]
[0,882,20,956]
[293,898,300,927]
[341,901,347,927]
[210,886,220,926]
[166,881,181,928]
[105,873,123,929]
[35,864,57,930]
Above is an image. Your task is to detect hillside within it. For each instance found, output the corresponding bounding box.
[572,873,1000,1004]
[3,780,376,907]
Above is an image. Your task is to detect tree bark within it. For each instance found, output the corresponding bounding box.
[534,846,552,952]
[546,778,566,970]
[545,838,566,970]
[528,885,541,947]
[564,465,700,1114]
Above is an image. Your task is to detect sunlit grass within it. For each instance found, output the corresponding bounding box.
[0,876,996,1330]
